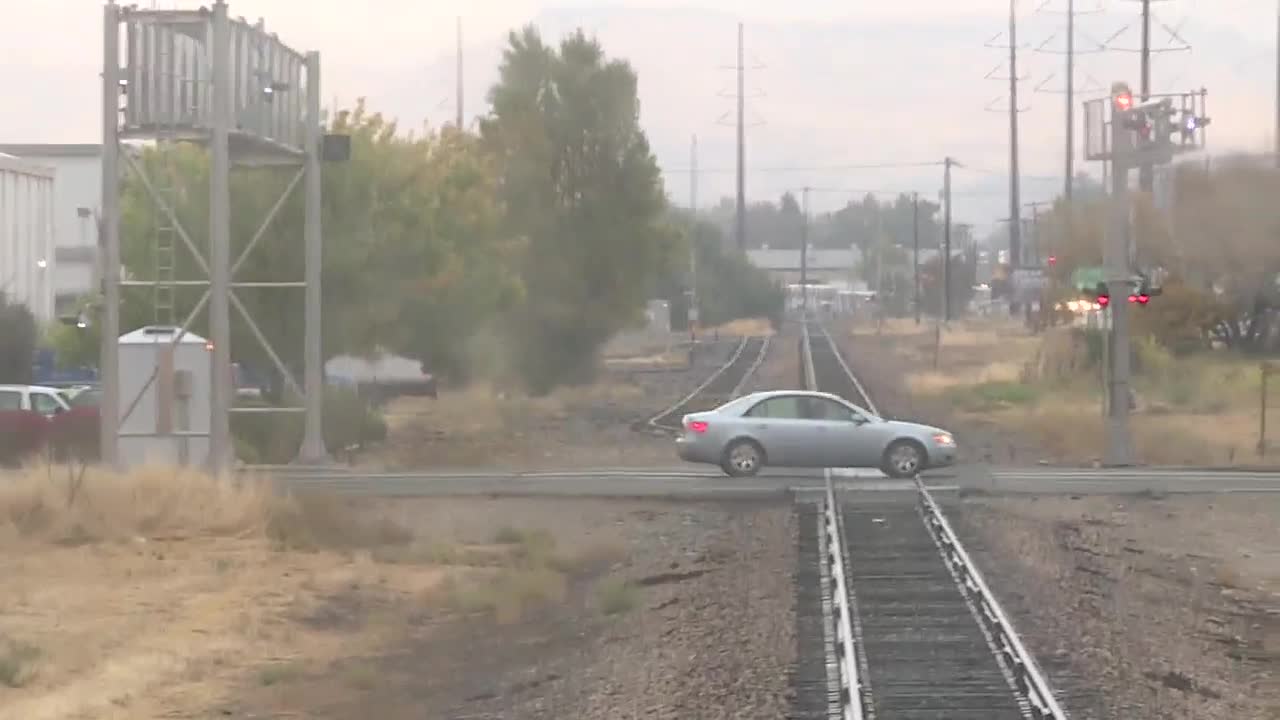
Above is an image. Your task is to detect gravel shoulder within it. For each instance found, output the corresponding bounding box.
[954,493,1280,720]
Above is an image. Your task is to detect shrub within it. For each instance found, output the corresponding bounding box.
[231,386,386,464]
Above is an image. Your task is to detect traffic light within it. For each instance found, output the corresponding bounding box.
[1094,282,1110,307]
[1112,85,1133,112]
[1047,255,1057,267]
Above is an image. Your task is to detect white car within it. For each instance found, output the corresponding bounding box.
[0,384,73,418]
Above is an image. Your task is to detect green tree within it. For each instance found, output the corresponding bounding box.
[482,27,669,393]
[0,294,36,384]
[118,101,518,388]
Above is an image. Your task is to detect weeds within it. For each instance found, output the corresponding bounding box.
[0,636,41,688]
[596,576,639,615]
[949,381,1040,413]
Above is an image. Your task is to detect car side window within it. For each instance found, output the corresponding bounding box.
[31,392,63,416]
[745,396,804,419]
[805,398,855,421]
[0,391,21,411]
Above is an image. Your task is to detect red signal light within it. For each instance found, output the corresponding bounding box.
[1114,92,1133,111]
[1098,295,1110,307]
[1047,255,1057,266]
[1137,294,1150,304]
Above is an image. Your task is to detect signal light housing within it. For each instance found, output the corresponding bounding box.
[1094,282,1110,307]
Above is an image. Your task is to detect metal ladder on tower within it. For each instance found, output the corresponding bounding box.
[153,24,178,328]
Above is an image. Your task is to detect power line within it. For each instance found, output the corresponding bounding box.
[662,160,944,174]
[954,164,1060,182]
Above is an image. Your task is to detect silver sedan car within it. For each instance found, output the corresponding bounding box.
[674,389,957,478]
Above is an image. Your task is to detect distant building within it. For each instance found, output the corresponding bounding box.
[0,144,103,317]
[0,153,56,320]
[746,247,865,289]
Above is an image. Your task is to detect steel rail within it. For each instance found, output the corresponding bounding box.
[804,318,1070,720]
[803,321,865,720]
[916,478,1070,720]
[643,335,769,433]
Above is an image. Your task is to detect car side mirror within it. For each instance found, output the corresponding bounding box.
[849,414,868,425]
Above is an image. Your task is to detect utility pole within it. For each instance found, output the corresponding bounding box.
[1008,0,1023,272]
[875,205,885,334]
[1067,0,1075,206]
[1276,0,1279,168]
[456,17,463,130]
[943,157,954,323]
[1025,200,1051,264]
[100,1,121,469]
[1105,92,1135,466]
[1138,0,1153,193]
[689,134,699,336]
[912,192,920,325]
[800,186,810,316]
[735,22,746,250]
[208,1,232,474]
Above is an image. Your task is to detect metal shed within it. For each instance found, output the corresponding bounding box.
[117,326,212,468]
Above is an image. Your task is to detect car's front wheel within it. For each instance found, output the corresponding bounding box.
[881,439,926,479]
[721,439,765,477]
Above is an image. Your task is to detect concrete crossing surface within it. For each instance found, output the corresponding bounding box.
[244,463,1280,499]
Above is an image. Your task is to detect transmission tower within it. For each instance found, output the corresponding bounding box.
[716,23,765,250]
[983,1,1031,277]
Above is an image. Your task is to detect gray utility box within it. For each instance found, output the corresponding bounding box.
[117,325,212,469]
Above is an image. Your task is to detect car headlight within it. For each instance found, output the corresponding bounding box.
[932,433,955,447]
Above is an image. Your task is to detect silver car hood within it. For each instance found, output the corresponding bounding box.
[879,418,949,435]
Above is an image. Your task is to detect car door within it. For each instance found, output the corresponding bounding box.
[740,395,817,466]
[807,398,892,468]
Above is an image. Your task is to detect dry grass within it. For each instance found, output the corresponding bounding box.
[706,317,775,337]
[0,463,277,545]
[381,380,645,437]
[0,480,641,719]
[909,327,1273,464]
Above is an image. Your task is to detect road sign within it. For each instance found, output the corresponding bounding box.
[1070,266,1105,292]
[1011,267,1047,303]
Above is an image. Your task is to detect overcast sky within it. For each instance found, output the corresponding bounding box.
[2,0,1276,233]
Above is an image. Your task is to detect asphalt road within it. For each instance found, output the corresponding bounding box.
[255,463,1280,499]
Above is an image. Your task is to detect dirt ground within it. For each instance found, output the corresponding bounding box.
[956,492,1280,720]
[364,339,742,470]
[0,466,798,720]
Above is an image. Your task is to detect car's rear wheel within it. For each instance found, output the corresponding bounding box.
[881,439,926,479]
[722,439,765,477]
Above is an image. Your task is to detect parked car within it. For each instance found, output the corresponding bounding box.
[0,384,72,417]
[674,389,957,478]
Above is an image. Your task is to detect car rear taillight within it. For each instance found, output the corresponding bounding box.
[687,419,709,434]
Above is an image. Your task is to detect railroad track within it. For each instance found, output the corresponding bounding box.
[641,334,771,435]
[793,320,1070,720]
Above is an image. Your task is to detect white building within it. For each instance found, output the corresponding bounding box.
[0,144,102,317]
[0,152,55,321]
